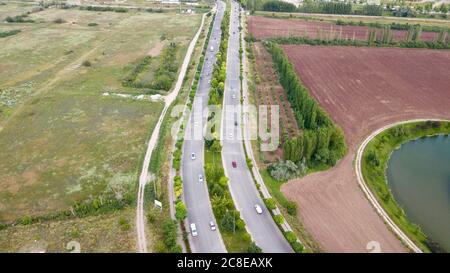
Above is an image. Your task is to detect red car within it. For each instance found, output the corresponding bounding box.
[232,161,237,168]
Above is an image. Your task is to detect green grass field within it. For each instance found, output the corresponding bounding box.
[0,6,201,225]
[0,207,137,252]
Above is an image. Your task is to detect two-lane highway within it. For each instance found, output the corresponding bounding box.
[221,0,293,253]
[181,1,227,253]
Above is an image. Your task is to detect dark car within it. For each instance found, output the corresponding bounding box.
[232,161,237,168]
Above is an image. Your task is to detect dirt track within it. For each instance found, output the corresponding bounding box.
[280,45,450,252]
[248,16,439,42]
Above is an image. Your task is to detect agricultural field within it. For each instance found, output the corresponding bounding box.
[251,42,300,162]
[280,45,450,252]
[0,2,202,252]
[248,16,443,42]
[254,10,450,28]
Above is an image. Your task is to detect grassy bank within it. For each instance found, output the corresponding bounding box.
[362,120,450,253]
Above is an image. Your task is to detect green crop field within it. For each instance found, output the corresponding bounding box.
[0,3,202,232]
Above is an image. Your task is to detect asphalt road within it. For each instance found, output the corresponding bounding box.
[221,1,293,253]
[181,1,227,253]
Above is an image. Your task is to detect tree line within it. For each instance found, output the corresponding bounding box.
[265,42,347,169]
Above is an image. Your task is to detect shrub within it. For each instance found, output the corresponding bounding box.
[118,217,130,231]
[19,215,33,225]
[53,18,65,24]
[264,198,276,210]
[263,1,296,12]
[242,233,252,244]
[175,201,187,222]
[274,214,284,225]
[220,210,239,232]
[284,231,297,244]
[268,160,301,181]
[247,242,262,253]
[292,241,304,253]
[236,219,246,230]
[88,22,98,27]
[5,15,34,23]
[82,60,92,67]
[147,211,156,224]
[0,29,21,38]
[173,176,183,199]
[162,219,181,252]
[286,202,297,216]
[367,151,380,167]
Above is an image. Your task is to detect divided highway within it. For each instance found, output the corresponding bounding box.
[181,1,227,253]
[220,1,293,253]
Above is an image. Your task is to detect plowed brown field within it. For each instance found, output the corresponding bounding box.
[249,16,439,42]
[280,45,450,252]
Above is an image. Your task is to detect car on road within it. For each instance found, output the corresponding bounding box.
[191,152,196,160]
[190,223,198,237]
[228,132,233,139]
[209,221,216,231]
[232,161,237,168]
[198,174,204,183]
[232,93,236,99]
[254,204,263,214]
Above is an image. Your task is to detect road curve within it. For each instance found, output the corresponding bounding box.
[355,118,450,253]
[221,0,293,253]
[136,11,207,253]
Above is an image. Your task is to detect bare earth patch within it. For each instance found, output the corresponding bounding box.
[280,45,450,252]
[147,41,165,57]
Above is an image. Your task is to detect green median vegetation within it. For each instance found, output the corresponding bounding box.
[362,120,450,253]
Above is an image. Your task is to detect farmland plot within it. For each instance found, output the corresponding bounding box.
[252,42,300,163]
[280,45,450,252]
[248,16,440,42]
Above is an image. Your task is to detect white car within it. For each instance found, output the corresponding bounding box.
[190,223,198,237]
[198,174,204,183]
[191,152,196,160]
[228,132,233,139]
[254,204,263,214]
[209,221,216,231]
[232,93,236,99]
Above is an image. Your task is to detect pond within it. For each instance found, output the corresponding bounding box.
[387,134,450,252]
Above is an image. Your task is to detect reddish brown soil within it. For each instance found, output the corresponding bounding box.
[280,45,450,252]
[252,42,300,162]
[248,16,439,42]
